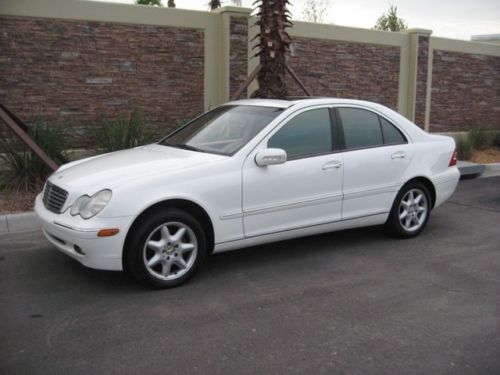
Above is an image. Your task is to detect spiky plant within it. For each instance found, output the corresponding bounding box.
[251,0,293,99]
[0,121,68,191]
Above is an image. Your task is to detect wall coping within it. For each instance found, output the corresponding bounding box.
[214,6,252,15]
[406,28,433,36]
[0,0,218,28]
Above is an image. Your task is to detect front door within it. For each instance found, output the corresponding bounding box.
[242,107,344,238]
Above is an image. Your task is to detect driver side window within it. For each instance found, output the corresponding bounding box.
[268,108,332,160]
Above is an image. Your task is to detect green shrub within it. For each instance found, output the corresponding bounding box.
[493,132,500,148]
[456,134,473,161]
[94,110,155,153]
[0,122,69,191]
[468,128,491,150]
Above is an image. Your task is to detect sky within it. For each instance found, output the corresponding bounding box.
[90,0,500,40]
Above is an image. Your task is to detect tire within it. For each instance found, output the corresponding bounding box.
[385,181,431,238]
[125,208,207,289]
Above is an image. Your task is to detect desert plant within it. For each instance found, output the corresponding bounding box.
[0,122,69,191]
[456,134,473,161]
[468,128,491,150]
[94,110,155,153]
[494,132,500,148]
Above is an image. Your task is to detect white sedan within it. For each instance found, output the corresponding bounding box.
[35,98,460,288]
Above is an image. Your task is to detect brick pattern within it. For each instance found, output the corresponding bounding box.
[414,36,429,128]
[229,16,248,99]
[285,37,401,110]
[430,50,500,132]
[0,16,205,147]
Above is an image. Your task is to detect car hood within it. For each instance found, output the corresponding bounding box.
[49,144,226,193]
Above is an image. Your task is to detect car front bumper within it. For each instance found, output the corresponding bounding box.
[34,194,135,271]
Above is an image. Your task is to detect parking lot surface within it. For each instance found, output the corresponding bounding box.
[1,177,499,374]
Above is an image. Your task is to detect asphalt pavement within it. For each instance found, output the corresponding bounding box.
[1,177,499,374]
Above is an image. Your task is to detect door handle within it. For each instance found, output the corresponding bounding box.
[322,160,342,170]
[391,151,406,159]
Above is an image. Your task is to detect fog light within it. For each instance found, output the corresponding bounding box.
[73,245,85,255]
[97,228,120,237]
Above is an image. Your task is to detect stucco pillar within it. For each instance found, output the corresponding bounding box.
[406,28,432,128]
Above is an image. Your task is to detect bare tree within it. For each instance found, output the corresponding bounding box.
[300,0,331,24]
[251,0,292,98]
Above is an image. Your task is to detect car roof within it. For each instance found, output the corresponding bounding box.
[224,97,432,143]
[225,97,381,109]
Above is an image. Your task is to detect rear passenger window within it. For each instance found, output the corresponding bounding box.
[380,117,407,145]
[338,108,383,149]
[268,108,332,159]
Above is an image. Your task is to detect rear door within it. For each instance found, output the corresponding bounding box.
[336,106,414,220]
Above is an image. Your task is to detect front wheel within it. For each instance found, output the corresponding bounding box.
[385,182,431,238]
[125,209,207,289]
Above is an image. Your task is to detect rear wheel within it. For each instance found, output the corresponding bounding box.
[385,182,431,238]
[125,209,207,289]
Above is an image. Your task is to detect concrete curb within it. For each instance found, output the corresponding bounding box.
[458,161,485,178]
[0,212,39,235]
[481,162,500,178]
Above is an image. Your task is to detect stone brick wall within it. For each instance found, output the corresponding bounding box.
[286,37,401,110]
[414,36,429,128]
[0,16,205,147]
[430,50,500,132]
[229,16,248,99]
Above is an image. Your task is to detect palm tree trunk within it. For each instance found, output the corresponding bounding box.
[252,0,292,99]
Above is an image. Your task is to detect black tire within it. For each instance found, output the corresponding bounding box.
[385,181,431,238]
[125,208,207,289]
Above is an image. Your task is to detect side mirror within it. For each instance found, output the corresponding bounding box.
[255,148,287,167]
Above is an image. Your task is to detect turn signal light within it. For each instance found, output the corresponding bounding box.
[449,148,458,167]
[97,228,120,237]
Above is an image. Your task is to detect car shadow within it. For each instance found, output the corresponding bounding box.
[42,225,389,293]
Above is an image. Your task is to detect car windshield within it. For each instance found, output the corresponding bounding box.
[160,105,283,156]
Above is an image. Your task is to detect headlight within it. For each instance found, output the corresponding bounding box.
[70,189,112,219]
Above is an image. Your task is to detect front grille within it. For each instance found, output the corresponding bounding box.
[42,181,68,214]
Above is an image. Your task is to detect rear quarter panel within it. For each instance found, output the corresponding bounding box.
[402,135,459,207]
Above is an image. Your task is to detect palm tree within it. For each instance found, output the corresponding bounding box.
[209,0,221,10]
[251,0,292,98]
[209,0,242,10]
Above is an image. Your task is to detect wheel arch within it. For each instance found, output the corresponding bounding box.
[123,199,215,270]
[402,176,436,208]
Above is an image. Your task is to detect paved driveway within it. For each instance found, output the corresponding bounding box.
[1,177,499,374]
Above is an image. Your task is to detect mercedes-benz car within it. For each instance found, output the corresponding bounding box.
[35,98,460,288]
